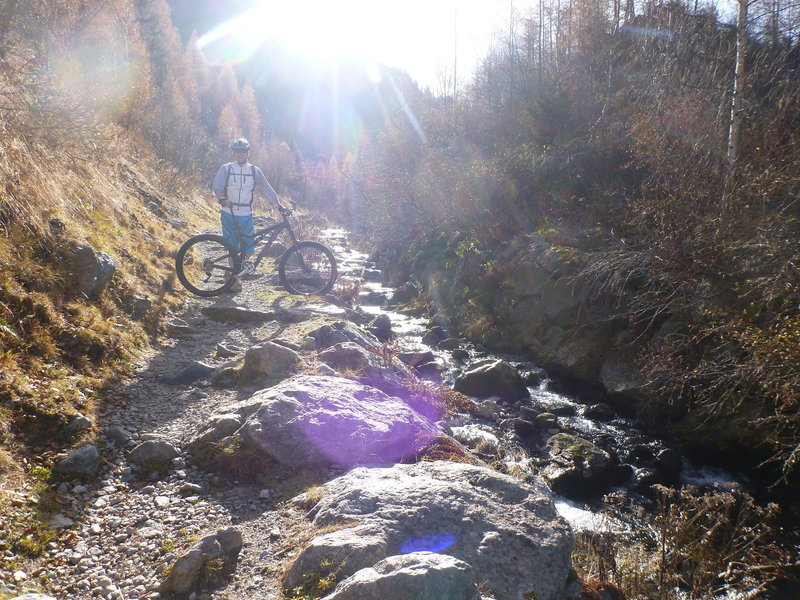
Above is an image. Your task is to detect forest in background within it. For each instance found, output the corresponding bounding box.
[0,0,799,539]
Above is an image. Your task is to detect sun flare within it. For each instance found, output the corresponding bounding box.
[197,0,390,78]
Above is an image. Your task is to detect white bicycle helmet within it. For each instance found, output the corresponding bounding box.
[230,138,250,151]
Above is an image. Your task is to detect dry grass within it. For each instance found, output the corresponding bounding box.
[0,119,218,560]
[571,486,791,600]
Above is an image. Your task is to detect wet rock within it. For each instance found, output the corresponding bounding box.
[549,403,578,417]
[437,337,466,351]
[584,403,615,421]
[421,325,446,347]
[362,290,390,306]
[541,433,620,500]
[453,359,530,404]
[512,418,546,446]
[323,552,481,600]
[242,341,301,379]
[389,284,417,306]
[655,448,683,481]
[300,461,575,600]
[53,444,100,478]
[519,405,541,421]
[397,350,435,367]
[627,444,656,464]
[451,348,470,361]
[10,595,59,600]
[631,467,664,493]
[523,370,543,387]
[160,361,215,385]
[475,399,502,421]
[535,412,560,432]
[367,313,394,342]
[363,268,383,282]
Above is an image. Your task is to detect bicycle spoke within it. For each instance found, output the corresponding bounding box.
[279,242,337,295]
[176,235,238,296]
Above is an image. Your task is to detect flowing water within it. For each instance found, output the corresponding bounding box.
[322,229,757,527]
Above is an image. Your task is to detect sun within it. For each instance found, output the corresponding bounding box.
[197,0,389,75]
[269,0,382,62]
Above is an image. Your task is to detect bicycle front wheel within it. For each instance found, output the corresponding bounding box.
[175,234,239,296]
[278,241,337,295]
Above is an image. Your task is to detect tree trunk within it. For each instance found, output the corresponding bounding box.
[726,0,749,175]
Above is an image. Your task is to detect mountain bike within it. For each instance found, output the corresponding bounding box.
[175,205,337,297]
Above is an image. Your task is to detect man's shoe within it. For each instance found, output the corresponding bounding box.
[228,278,242,293]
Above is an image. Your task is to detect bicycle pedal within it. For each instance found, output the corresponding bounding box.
[241,273,263,280]
[237,262,256,277]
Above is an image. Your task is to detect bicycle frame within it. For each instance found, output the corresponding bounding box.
[228,206,300,270]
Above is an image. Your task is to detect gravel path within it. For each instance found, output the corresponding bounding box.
[37,273,353,600]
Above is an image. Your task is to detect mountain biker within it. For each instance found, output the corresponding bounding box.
[212,138,280,292]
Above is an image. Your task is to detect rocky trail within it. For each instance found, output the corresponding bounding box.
[5,230,765,600]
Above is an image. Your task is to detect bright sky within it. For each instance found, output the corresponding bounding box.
[198,0,536,91]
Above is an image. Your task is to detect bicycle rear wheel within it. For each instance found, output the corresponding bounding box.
[278,241,337,295]
[175,234,239,296]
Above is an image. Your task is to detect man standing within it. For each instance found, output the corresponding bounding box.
[212,138,280,292]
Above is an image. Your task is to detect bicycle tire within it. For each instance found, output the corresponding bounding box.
[175,234,240,297]
[278,241,337,295]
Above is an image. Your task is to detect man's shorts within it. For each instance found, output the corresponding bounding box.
[221,212,255,254]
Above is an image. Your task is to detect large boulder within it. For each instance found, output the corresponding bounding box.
[453,359,530,404]
[323,552,481,600]
[291,461,576,600]
[224,375,442,468]
[540,326,614,386]
[68,244,116,299]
